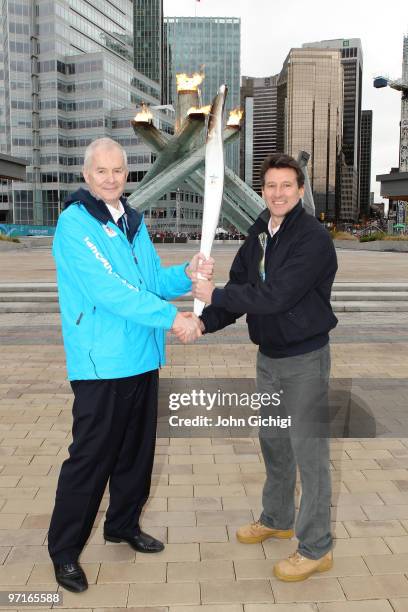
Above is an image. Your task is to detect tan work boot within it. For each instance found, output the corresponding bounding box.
[236,521,294,544]
[273,550,333,581]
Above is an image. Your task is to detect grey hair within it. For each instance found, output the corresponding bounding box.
[83,138,128,170]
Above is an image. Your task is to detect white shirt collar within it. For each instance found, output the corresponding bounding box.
[105,200,125,224]
[268,217,280,237]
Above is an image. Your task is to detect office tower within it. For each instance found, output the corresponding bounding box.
[133,0,163,94]
[400,34,408,172]
[359,110,373,219]
[163,16,241,171]
[303,39,363,221]
[0,0,167,225]
[240,75,279,194]
[277,48,343,220]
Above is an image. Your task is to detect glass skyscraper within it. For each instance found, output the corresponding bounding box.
[277,48,343,220]
[400,34,408,172]
[0,0,164,225]
[240,75,279,194]
[133,0,163,90]
[359,110,373,219]
[163,16,241,171]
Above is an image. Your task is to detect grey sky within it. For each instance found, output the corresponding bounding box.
[164,0,407,202]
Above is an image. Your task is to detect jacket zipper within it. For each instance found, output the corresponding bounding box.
[131,225,162,369]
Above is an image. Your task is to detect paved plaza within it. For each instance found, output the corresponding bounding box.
[1,244,408,610]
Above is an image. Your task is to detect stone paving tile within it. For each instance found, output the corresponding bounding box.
[363,551,408,573]
[344,479,399,493]
[168,474,219,485]
[61,584,129,608]
[151,485,193,498]
[0,529,47,546]
[343,519,407,537]
[79,544,136,563]
[272,578,345,603]
[330,506,367,521]
[362,469,408,480]
[168,526,228,543]
[201,580,274,604]
[97,561,166,583]
[380,492,408,504]
[192,463,240,474]
[0,515,25,529]
[128,582,200,606]
[339,573,408,599]
[332,537,392,556]
[362,504,408,520]
[383,536,408,553]
[390,600,408,612]
[331,493,384,506]
[167,559,235,582]
[220,496,262,511]
[245,605,317,612]
[168,497,222,511]
[0,562,33,585]
[28,562,99,585]
[95,608,167,612]
[317,602,393,612]
[194,485,247,497]
[142,511,196,527]
[134,543,199,563]
[3,546,49,564]
[0,488,38,500]
[200,542,265,560]
[171,604,244,612]
[171,606,243,612]
[196,510,253,526]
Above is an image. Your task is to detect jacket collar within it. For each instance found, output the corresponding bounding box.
[248,200,304,237]
[63,187,142,242]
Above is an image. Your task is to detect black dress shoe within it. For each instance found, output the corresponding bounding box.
[104,530,165,553]
[53,562,88,593]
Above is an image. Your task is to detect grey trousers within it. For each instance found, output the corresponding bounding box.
[256,344,332,560]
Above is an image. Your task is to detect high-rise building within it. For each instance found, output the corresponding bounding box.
[0,0,167,225]
[303,39,363,221]
[240,75,278,194]
[163,16,241,171]
[277,48,343,220]
[133,0,163,95]
[359,110,373,219]
[400,34,408,172]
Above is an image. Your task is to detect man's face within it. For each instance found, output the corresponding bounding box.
[262,167,304,223]
[82,145,128,206]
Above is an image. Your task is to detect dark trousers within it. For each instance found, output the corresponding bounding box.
[48,370,158,563]
[257,346,332,560]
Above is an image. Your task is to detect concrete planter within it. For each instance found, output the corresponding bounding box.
[334,239,408,252]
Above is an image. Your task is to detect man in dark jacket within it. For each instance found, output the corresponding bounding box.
[193,153,338,581]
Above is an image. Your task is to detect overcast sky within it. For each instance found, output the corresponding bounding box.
[164,0,407,201]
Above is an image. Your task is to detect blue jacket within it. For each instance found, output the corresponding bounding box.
[53,188,191,380]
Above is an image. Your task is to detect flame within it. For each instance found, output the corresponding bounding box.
[176,72,204,92]
[134,103,153,123]
[187,105,211,116]
[227,108,244,127]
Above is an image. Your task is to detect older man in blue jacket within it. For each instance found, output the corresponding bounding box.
[48,137,212,593]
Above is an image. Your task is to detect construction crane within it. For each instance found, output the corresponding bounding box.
[373,76,408,96]
[374,73,408,173]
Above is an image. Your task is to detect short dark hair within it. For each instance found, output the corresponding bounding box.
[260,153,305,188]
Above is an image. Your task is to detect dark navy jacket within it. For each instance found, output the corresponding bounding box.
[200,201,338,358]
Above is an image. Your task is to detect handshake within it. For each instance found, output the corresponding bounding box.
[171,311,204,343]
[171,251,216,344]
